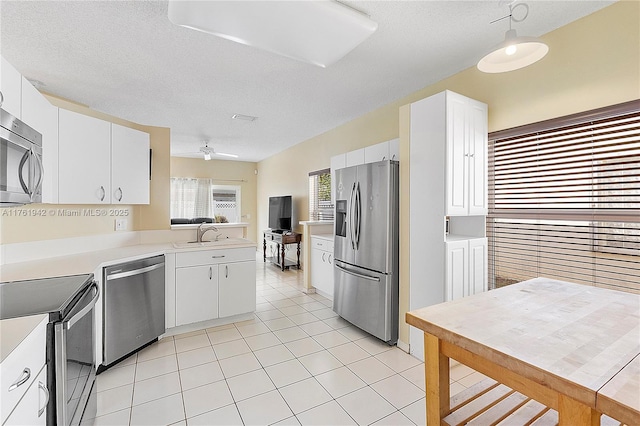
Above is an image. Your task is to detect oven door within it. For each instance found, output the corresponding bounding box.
[0,119,43,205]
[54,283,99,426]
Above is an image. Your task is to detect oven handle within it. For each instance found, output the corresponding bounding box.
[67,283,99,329]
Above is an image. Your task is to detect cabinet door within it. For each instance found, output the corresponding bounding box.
[445,93,468,216]
[175,265,219,326]
[446,240,468,301]
[345,148,365,167]
[310,248,325,293]
[321,251,334,298]
[4,366,48,426]
[468,238,487,295]
[58,109,111,204]
[0,56,22,119]
[364,141,389,164]
[388,138,400,161]
[218,261,256,317]
[111,124,150,204]
[468,100,488,215]
[21,78,58,204]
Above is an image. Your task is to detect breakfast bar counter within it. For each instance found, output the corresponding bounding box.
[406,277,640,426]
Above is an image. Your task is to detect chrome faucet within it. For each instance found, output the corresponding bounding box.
[196,223,220,242]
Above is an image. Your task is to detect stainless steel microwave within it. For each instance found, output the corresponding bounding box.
[0,108,43,206]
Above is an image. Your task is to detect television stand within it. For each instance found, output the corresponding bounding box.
[263,230,302,271]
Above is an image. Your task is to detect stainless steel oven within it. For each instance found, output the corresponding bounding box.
[0,108,44,206]
[0,274,98,426]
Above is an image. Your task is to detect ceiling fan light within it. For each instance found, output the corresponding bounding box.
[477,29,549,73]
[203,152,211,161]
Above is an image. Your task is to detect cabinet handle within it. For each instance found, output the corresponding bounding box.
[211,255,226,259]
[115,187,123,202]
[382,156,386,161]
[225,265,228,278]
[469,153,475,157]
[322,252,326,262]
[209,266,212,280]
[0,90,4,107]
[8,368,31,391]
[99,185,106,201]
[38,381,50,417]
[328,254,332,264]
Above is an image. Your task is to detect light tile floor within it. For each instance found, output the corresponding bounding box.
[91,259,486,425]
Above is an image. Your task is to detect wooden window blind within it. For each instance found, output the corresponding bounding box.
[309,168,334,221]
[488,100,640,293]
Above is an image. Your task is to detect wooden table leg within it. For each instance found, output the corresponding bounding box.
[263,237,267,262]
[296,241,301,269]
[281,243,286,271]
[558,394,601,426]
[425,332,450,425]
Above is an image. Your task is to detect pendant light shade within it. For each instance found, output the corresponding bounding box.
[478,29,548,73]
[477,2,549,73]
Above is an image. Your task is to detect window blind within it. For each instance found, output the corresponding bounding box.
[309,168,334,221]
[488,100,640,293]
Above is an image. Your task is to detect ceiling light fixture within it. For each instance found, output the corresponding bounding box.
[232,114,257,122]
[477,2,549,73]
[167,0,378,68]
[199,141,238,160]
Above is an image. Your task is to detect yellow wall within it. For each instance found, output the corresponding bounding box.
[170,157,259,242]
[0,95,171,244]
[256,1,640,344]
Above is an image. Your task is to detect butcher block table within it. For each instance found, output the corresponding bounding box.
[406,277,640,426]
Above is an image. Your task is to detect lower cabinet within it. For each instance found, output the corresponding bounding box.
[310,236,334,298]
[219,261,256,318]
[4,366,48,426]
[175,265,219,326]
[174,247,256,327]
[445,238,487,301]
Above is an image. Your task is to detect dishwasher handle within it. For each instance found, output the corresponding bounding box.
[106,262,165,281]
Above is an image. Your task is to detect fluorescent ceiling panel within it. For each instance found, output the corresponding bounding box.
[168,0,378,68]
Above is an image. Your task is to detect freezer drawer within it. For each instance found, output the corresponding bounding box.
[333,260,398,344]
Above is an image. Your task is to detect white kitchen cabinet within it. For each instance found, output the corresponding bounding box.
[0,56,22,119]
[445,237,487,301]
[58,109,111,204]
[445,91,488,216]
[21,78,58,204]
[310,236,334,298]
[363,139,399,163]
[218,260,256,317]
[175,264,219,326]
[1,316,47,425]
[4,366,48,426]
[174,247,256,326]
[345,148,365,167]
[406,90,488,361]
[111,123,150,204]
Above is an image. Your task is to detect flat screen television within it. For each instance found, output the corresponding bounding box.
[268,195,292,233]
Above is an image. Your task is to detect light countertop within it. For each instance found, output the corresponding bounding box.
[0,314,47,362]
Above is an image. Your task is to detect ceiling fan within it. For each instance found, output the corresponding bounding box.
[197,141,238,160]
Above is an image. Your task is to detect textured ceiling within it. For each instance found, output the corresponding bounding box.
[0,1,613,162]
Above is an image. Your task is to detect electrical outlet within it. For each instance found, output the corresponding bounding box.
[115,219,127,231]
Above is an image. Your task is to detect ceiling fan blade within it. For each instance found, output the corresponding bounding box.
[216,152,239,158]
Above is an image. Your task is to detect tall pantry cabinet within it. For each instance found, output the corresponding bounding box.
[407,90,488,361]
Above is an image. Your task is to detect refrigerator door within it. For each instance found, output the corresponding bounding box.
[333,259,398,343]
[353,161,398,273]
[334,165,357,266]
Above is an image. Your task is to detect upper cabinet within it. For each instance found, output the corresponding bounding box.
[58,109,112,204]
[445,91,488,216]
[111,124,150,204]
[0,56,22,119]
[58,110,150,205]
[364,138,399,163]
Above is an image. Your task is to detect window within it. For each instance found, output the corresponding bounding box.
[309,168,334,221]
[170,177,241,223]
[488,100,640,293]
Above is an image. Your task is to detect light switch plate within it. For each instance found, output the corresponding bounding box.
[115,218,127,231]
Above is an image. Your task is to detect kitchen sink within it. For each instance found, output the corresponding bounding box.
[172,238,251,249]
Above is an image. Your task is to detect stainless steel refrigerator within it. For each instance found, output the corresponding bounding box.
[333,159,399,344]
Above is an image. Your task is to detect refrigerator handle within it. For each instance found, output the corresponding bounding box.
[335,263,380,282]
[349,182,356,250]
[355,182,361,249]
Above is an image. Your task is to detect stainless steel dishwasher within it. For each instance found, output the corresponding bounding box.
[102,255,165,369]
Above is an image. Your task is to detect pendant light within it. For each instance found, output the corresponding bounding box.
[477,2,549,73]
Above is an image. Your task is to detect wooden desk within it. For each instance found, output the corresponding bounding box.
[597,354,640,426]
[263,230,302,271]
[406,277,640,426]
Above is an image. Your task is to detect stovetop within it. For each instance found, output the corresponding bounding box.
[0,273,94,321]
